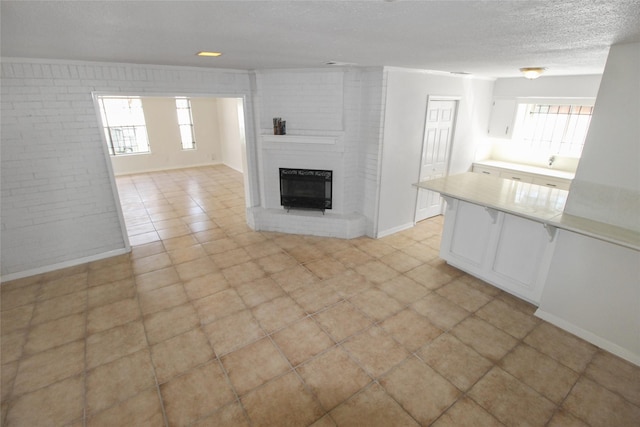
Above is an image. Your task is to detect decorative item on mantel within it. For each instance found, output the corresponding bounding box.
[273,117,286,135]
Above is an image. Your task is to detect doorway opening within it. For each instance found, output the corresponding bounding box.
[414,97,459,223]
[94,93,249,247]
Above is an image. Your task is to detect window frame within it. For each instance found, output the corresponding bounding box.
[97,96,151,156]
[176,97,196,150]
[512,98,595,158]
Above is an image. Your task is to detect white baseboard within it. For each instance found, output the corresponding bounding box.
[535,308,640,367]
[113,161,223,177]
[376,222,415,238]
[1,247,131,283]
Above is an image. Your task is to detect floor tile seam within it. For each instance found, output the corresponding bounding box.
[468,364,559,425]
[207,303,282,359]
[18,313,93,365]
[491,334,574,405]
[500,339,586,404]
[1,311,34,354]
[0,288,42,313]
[468,304,537,342]
[298,295,348,318]
[130,286,171,427]
[288,357,338,418]
[83,384,160,424]
[184,400,250,427]
[323,379,381,421]
[449,313,523,359]
[4,372,89,420]
[0,285,51,419]
[199,323,251,426]
[336,326,414,382]
[79,283,91,427]
[559,349,640,417]
[576,375,640,420]
[493,292,539,317]
[518,321,592,376]
[231,335,300,398]
[372,278,433,314]
[261,314,335,376]
[329,379,419,424]
[376,356,458,427]
[404,297,466,334]
[413,328,494,374]
[134,276,183,297]
[345,289,411,325]
[580,350,640,407]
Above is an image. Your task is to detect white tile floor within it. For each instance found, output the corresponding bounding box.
[2,164,639,426]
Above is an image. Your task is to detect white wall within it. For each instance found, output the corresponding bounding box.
[376,68,494,236]
[217,98,244,172]
[538,231,640,365]
[0,58,254,279]
[537,42,640,365]
[565,42,640,230]
[110,97,222,175]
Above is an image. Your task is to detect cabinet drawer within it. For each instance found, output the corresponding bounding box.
[532,176,571,190]
[472,165,500,176]
[499,171,534,183]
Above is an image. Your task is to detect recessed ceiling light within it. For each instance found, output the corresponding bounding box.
[197,51,222,57]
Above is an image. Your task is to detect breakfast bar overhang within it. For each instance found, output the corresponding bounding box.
[416,172,640,366]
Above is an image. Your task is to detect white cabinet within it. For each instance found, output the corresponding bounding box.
[447,201,496,267]
[473,162,572,190]
[441,198,555,304]
[487,99,517,138]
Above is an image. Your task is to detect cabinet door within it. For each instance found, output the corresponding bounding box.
[490,213,552,302]
[444,200,497,268]
[488,99,517,138]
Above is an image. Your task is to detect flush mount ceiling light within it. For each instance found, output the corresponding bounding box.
[520,67,546,79]
[196,51,222,57]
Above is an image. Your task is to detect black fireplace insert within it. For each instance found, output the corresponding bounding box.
[280,168,332,211]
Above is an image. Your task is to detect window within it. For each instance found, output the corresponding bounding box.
[176,97,196,150]
[517,103,593,157]
[98,96,150,156]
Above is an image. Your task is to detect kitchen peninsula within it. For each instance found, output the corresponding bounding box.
[418,172,640,365]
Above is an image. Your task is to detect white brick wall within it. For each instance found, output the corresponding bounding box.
[358,68,387,236]
[1,58,254,278]
[257,70,344,132]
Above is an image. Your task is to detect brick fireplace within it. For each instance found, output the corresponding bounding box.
[248,134,365,238]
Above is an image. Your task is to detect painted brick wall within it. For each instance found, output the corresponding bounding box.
[253,67,385,238]
[1,59,253,278]
[257,70,344,132]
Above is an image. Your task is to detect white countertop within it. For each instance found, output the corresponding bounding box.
[417,173,639,251]
[474,160,575,180]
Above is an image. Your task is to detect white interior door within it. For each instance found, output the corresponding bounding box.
[415,98,457,222]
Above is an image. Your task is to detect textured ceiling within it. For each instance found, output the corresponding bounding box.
[2,1,639,78]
